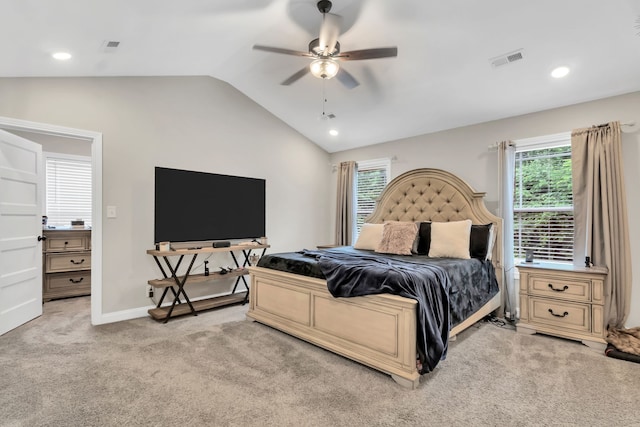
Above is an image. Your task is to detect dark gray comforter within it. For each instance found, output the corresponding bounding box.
[257,246,499,374]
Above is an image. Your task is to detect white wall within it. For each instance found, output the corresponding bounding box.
[330,91,640,328]
[0,76,333,314]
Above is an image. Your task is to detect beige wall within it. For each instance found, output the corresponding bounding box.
[0,76,333,314]
[3,75,638,328]
[330,91,640,328]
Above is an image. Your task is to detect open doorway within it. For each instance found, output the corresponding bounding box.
[0,116,103,325]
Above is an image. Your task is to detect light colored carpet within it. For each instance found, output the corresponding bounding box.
[1,297,639,427]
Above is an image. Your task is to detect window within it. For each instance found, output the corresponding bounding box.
[45,153,92,227]
[355,158,390,239]
[513,135,572,263]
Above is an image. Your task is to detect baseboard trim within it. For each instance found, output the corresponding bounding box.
[91,306,152,325]
[92,291,245,325]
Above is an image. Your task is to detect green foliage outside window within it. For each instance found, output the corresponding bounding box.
[514,146,573,262]
[356,168,387,231]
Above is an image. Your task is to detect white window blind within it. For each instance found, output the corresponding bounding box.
[513,143,573,262]
[45,154,92,227]
[355,158,390,236]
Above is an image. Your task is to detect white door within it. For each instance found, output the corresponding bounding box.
[0,129,43,335]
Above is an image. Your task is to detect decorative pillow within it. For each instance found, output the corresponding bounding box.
[470,223,494,260]
[354,223,385,250]
[375,221,419,256]
[414,222,432,255]
[410,221,421,254]
[428,220,472,259]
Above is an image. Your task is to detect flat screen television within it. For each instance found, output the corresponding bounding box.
[154,167,265,244]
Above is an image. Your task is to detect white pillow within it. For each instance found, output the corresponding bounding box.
[428,220,472,259]
[354,223,384,250]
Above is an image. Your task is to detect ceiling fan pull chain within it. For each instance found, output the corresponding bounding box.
[321,80,327,118]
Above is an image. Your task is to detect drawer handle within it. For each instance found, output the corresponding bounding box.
[548,308,569,318]
[548,284,569,292]
[69,277,84,284]
[70,259,85,265]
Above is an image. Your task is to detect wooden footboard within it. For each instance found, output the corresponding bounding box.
[247,266,421,388]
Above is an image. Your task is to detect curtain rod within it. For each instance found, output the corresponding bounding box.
[595,121,636,128]
[487,141,514,150]
[331,156,397,170]
[489,121,639,149]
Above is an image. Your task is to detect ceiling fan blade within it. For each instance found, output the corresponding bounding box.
[335,68,359,89]
[318,13,342,55]
[281,67,310,85]
[336,47,398,61]
[253,45,313,57]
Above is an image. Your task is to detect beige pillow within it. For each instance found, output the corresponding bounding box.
[375,221,419,256]
[428,220,472,259]
[354,223,385,250]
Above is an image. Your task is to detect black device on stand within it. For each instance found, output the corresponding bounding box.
[204,260,209,276]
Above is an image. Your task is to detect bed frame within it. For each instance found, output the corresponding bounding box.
[247,168,503,388]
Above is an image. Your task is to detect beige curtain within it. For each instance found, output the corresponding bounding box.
[498,141,516,320]
[571,121,631,328]
[335,161,356,246]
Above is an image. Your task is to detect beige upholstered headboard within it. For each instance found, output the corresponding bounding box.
[366,168,503,289]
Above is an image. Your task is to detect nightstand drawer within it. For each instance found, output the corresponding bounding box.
[46,251,91,273]
[529,297,590,333]
[529,275,591,302]
[44,271,91,296]
[45,233,88,252]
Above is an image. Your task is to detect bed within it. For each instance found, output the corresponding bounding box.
[247,168,503,388]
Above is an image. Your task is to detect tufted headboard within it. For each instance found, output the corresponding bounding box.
[366,168,503,289]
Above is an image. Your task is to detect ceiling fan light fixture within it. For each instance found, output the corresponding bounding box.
[310,58,339,80]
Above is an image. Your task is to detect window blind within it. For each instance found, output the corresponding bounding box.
[45,155,92,227]
[513,145,573,262]
[355,158,390,234]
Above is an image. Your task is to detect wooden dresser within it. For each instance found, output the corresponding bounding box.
[516,262,608,350]
[42,228,92,301]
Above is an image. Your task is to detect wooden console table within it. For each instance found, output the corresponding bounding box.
[146,243,269,322]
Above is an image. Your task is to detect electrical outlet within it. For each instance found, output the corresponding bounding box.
[147,285,154,298]
[515,307,520,319]
[505,311,511,321]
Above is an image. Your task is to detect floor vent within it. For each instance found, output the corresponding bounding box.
[490,49,524,68]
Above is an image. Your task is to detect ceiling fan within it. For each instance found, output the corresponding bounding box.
[253,0,398,89]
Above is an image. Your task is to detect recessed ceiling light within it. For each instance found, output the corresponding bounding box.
[329,129,339,136]
[52,52,72,61]
[551,66,570,78]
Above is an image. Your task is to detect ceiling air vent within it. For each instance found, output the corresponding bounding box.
[102,40,121,53]
[490,49,524,68]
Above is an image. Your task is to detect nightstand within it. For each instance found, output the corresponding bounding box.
[42,228,92,301]
[516,262,608,350]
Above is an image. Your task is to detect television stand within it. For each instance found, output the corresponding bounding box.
[146,244,269,323]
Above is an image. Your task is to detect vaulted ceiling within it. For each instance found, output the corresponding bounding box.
[2,0,640,152]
